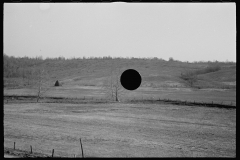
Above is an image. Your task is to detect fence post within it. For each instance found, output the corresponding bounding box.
[52,149,54,157]
[14,142,15,150]
[30,145,32,154]
[80,138,84,158]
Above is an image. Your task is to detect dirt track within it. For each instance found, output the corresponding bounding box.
[4,102,236,157]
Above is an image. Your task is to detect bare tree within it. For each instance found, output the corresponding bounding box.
[102,66,124,102]
[34,68,52,102]
[186,74,198,87]
[180,72,198,88]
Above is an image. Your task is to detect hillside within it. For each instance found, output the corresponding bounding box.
[3,55,236,90]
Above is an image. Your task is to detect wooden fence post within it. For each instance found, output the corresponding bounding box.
[30,145,32,154]
[80,138,84,158]
[14,142,15,150]
[52,149,54,157]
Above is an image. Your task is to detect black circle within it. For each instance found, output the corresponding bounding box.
[120,69,142,90]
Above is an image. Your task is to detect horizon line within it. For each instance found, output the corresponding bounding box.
[4,53,236,63]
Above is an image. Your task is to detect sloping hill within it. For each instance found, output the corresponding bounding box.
[3,55,236,89]
[198,66,236,82]
[194,65,236,89]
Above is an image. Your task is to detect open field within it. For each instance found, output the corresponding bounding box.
[4,56,236,157]
[4,85,236,106]
[4,101,236,157]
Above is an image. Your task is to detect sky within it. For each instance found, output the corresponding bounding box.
[4,3,236,62]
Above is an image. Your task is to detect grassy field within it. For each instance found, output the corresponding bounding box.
[4,56,236,90]
[4,101,236,157]
[4,56,236,157]
[4,85,236,106]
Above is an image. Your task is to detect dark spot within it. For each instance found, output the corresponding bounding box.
[120,69,142,90]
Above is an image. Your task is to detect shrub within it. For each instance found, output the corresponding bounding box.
[54,80,60,86]
[169,57,174,62]
[180,72,198,87]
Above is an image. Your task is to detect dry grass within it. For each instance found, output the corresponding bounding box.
[4,102,236,157]
[4,86,236,106]
[4,56,236,90]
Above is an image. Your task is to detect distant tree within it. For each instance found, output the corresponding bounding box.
[34,68,52,102]
[169,57,174,62]
[186,74,198,87]
[102,65,124,102]
[180,72,198,88]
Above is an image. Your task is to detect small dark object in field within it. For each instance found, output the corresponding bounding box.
[54,80,60,87]
[52,149,54,157]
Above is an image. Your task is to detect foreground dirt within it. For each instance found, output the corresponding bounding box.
[4,102,236,157]
[4,147,49,158]
[4,154,19,158]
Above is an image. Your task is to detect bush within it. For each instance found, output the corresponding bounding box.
[54,80,60,86]
[180,72,198,87]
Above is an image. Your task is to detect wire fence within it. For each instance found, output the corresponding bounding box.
[5,139,85,158]
[4,95,236,109]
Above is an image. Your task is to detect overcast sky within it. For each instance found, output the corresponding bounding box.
[4,3,236,62]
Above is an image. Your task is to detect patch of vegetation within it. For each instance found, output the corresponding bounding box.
[193,65,221,75]
[4,54,235,89]
[180,64,222,88]
[180,72,198,88]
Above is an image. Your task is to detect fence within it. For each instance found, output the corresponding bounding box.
[5,139,85,158]
[4,95,236,109]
